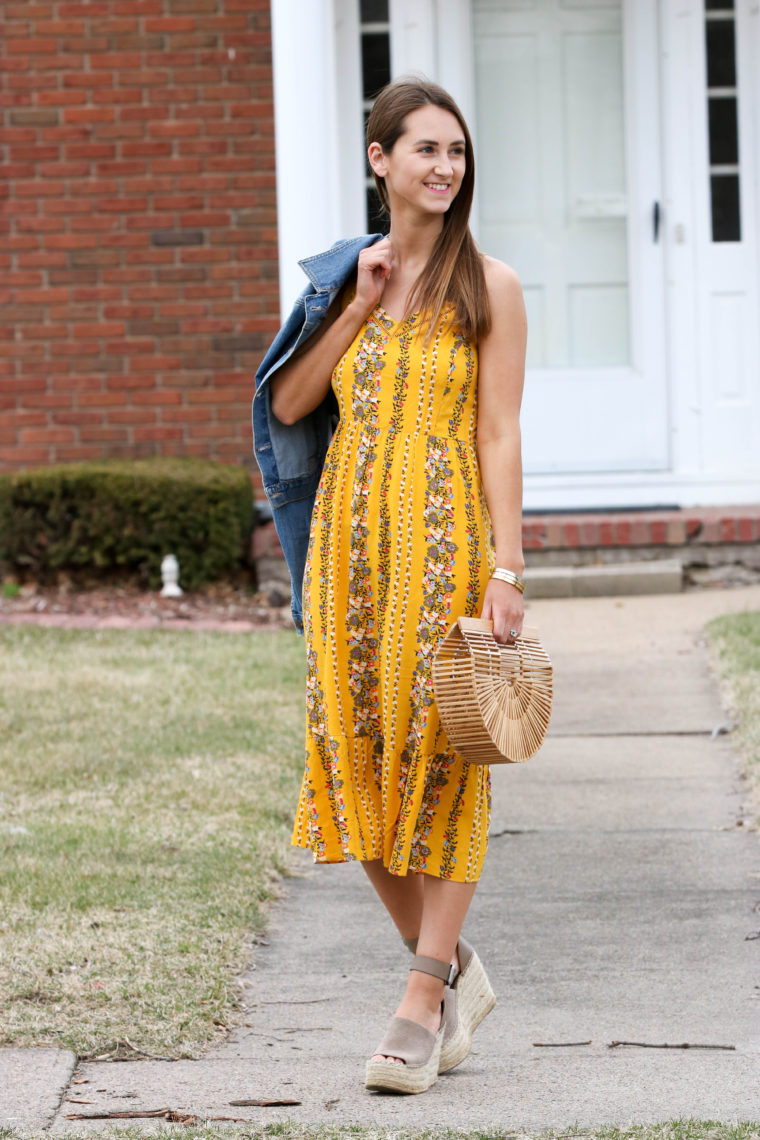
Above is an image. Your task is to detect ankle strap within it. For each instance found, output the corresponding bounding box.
[410,954,456,986]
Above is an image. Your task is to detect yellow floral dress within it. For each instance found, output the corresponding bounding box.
[291,304,493,883]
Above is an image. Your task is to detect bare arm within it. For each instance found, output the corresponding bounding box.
[476,257,528,643]
[270,237,394,425]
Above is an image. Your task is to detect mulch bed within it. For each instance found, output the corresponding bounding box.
[0,581,293,633]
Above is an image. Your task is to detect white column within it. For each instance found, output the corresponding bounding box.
[389,0,436,78]
[334,0,367,239]
[271,0,340,317]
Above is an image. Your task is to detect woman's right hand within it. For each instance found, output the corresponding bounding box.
[353,237,394,316]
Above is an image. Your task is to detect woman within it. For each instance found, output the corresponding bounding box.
[259,78,526,1094]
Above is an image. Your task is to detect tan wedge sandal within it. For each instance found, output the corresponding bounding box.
[364,955,453,1094]
[403,936,495,1073]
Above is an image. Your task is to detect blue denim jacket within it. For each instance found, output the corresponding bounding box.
[252,233,383,631]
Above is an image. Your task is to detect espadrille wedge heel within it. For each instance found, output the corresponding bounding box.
[365,955,453,1094]
[402,935,496,1073]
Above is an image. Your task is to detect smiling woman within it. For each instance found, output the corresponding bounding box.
[252,76,527,1096]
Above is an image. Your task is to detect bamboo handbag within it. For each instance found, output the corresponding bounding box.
[432,617,553,764]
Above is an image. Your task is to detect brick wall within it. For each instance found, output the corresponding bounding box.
[1,0,278,480]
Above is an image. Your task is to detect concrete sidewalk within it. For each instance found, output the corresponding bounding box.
[3,587,760,1132]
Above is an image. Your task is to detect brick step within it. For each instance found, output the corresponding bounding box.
[253,505,760,566]
[522,504,760,555]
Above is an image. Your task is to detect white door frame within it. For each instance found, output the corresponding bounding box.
[269,0,760,505]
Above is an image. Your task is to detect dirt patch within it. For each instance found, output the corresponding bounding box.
[0,580,293,633]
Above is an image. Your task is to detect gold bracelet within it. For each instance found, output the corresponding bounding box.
[491,567,525,594]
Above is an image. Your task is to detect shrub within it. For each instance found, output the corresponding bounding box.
[0,458,254,590]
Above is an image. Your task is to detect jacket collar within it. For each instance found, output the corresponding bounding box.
[298,233,384,292]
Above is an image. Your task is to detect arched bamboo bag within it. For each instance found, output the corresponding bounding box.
[432,617,553,764]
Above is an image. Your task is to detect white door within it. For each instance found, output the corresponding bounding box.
[472,0,669,475]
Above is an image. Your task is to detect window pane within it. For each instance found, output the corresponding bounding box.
[708,97,739,165]
[361,33,391,100]
[711,174,741,241]
[705,20,736,88]
[361,0,389,21]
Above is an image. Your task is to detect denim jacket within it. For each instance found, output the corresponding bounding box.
[252,233,383,631]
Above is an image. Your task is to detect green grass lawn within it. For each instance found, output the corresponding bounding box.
[0,626,305,1059]
[707,610,760,816]
[2,619,759,1140]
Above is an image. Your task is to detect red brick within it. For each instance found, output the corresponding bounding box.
[121,140,173,157]
[63,72,114,89]
[51,410,102,427]
[132,389,183,406]
[21,427,75,443]
[7,38,58,54]
[0,378,47,394]
[51,375,101,391]
[152,158,203,175]
[147,120,202,138]
[0,446,49,463]
[71,322,125,339]
[46,234,98,250]
[145,15,197,31]
[160,405,210,422]
[3,412,47,428]
[128,354,181,371]
[80,427,130,442]
[93,89,143,106]
[109,408,157,425]
[22,390,74,410]
[17,253,68,272]
[63,106,116,124]
[78,390,128,407]
[98,197,148,213]
[65,142,117,159]
[105,374,155,390]
[54,445,104,461]
[36,89,87,107]
[119,70,170,88]
[737,517,757,542]
[110,0,164,12]
[87,52,142,70]
[185,422,234,440]
[14,179,66,198]
[44,198,99,216]
[134,425,183,441]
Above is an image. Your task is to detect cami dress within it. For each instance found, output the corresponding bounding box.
[291,303,493,883]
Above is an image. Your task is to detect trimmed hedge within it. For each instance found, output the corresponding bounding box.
[0,458,254,590]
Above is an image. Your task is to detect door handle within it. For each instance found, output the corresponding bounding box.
[653,200,661,243]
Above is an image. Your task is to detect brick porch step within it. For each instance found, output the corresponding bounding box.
[252,504,760,598]
[522,504,760,557]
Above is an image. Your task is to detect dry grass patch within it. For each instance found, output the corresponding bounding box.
[706,610,760,818]
[0,625,305,1059]
[2,1118,759,1140]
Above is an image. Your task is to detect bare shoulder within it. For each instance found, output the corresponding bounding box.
[485,256,526,344]
[482,254,523,302]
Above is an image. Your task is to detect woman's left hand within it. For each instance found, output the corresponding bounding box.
[480,578,524,644]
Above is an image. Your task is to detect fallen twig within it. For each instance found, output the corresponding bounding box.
[64,1108,248,1124]
[229,1098,302,1107]
[608,1040,735,1050]
[260,998,329,1005]
[533,1041,591,1047]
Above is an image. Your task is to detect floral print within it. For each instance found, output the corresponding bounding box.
[292,305,492,884]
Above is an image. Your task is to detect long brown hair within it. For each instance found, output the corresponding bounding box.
[366,77,491,343]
